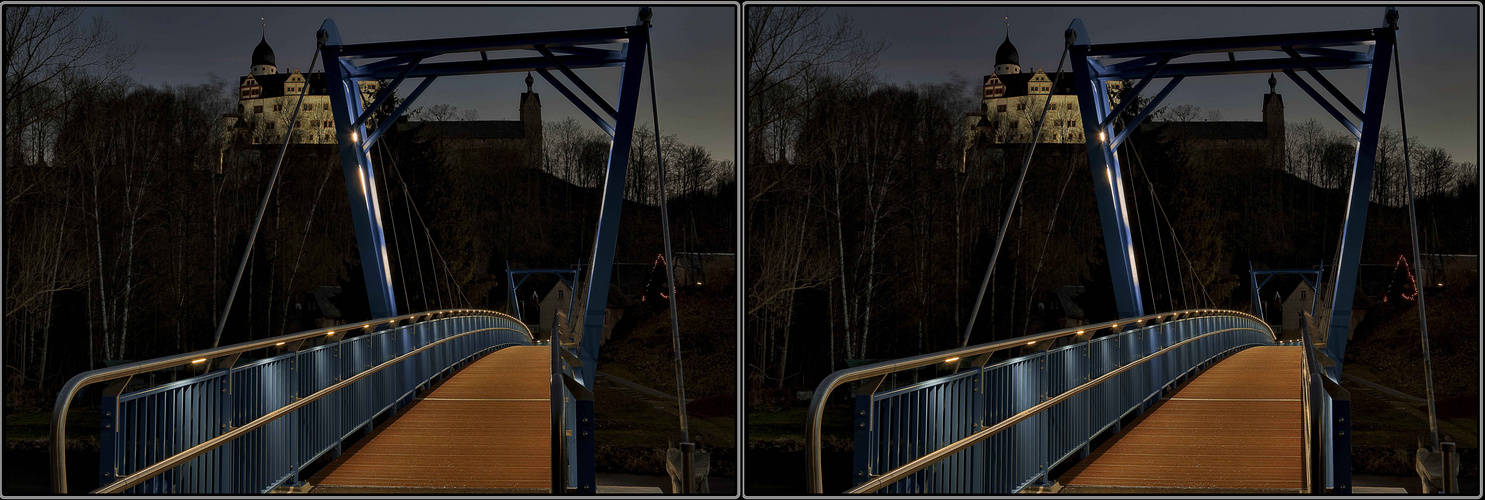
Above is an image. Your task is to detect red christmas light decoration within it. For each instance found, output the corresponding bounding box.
[1383,254,1418,304]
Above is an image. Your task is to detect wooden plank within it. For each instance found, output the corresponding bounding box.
[308,346,552,493]
[1058,346,1305,491]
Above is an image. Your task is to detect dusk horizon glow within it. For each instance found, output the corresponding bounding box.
[85,4,737,162]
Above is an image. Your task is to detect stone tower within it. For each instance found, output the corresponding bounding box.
[1263,73,1285,168]
[994,34,1021,76]
[521,72,543,168]
[251,35,277,76]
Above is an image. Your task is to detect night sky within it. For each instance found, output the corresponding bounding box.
[833,4,1478,164]
[85,4,737,162]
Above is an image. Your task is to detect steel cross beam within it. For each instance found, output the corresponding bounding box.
[320,10,653,493]
[506,266,581,321]
[1068,9,1396,341]
[1249,266,1323,324]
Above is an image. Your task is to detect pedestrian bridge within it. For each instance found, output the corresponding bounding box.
[50,309,605,494]
[806,309,1350,494]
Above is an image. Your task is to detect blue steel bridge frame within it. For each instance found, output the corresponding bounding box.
[506,263,581,324]
[320,7,653,492]
[1070,8,1397,376]
[1249,264,1324,328]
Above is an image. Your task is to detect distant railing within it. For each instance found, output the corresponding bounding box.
[1301,311,1351,493]
[52,309,532,494]
[806,309,1275,494]
[550,307,587,493]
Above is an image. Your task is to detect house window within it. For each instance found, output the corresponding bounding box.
[254,105,263,113]
[1300,291,1306,300]
[267,122,275,130]
[997,104,1006,112]
[1017,103,1025,111]
[304,104,313,111]
[274,104,283,112]
[1067,103,1075,110]
[323,103,330,110]
[557,290,564,300]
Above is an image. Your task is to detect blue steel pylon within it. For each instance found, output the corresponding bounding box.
[319,7,654,494]
[1069,9,1397,377]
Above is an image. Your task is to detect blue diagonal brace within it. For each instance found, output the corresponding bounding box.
[577,26,647,388]
[536,68,615,136]
[1109,75,1183,150]
[1070,18,1144,319]
[354,55,424,129]
[1324,24,1394,377]
[546,45,624,60]
[320,18,397,320]
[536,45,618,118]
[1283,46,1363,120]
[1283,69,1361,138]
[1100,53,1173,130]
[362,76,437,151]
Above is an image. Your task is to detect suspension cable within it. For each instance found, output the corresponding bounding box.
[1126,136,1214,307]
[1118,120,1157,313]
[960,35,1072,348]
[1019,154,1080,336]
[1125,132,1178,311]
[1390,16,1440,452]
[212,46,320,348]
[376,138,429,311]
[645,18,693,463]
[377,139,470,309]
[374,136,412,311]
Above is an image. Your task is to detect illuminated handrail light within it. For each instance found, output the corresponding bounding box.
[943,357,960,363]
[1026,341,1036,345]
[190,358,206,364]
[275,342,285,346]
[1075,330,1085,335]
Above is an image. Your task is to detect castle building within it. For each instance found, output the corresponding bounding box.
[392,73,543,169]
[221,34,542,169]
[963,34,1124,148]
[1136,74,1285,169]
[964,33,1285,170]
[222,35,379,147]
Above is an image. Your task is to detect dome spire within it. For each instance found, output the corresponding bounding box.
[994,16,1020,75]
[526,72,534,93]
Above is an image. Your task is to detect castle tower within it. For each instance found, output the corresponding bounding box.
[250,35,277,76]
[994,34,1021,76]
[1263,73,1285,168]
[521,72,543,168]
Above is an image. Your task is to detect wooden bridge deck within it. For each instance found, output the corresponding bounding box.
[1058,346,1305,493]
[307,345,552,494]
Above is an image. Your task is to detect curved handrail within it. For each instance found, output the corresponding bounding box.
[95,325,529,493]
[849,325,1270,493]
[804,308,1271,493]
[51,308,529,493]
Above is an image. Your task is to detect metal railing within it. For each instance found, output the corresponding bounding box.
[549,308,587,493]
[1301,311,1351,493]
[806,309,1275,494]
[52,309,532,494]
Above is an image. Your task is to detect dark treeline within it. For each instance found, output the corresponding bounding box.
[744,7,1478,406]
[2,7,735,408]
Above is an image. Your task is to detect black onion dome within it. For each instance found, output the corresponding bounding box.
[252,36,276,67]
[995,35,1019,68]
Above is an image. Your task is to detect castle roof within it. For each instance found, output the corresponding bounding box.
[240,72,329,98]
[401,120,526,140]
[252,36,276,68]
[1140,120,1268,141]
[995,35,1019,67]
[982,71,1079,98]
